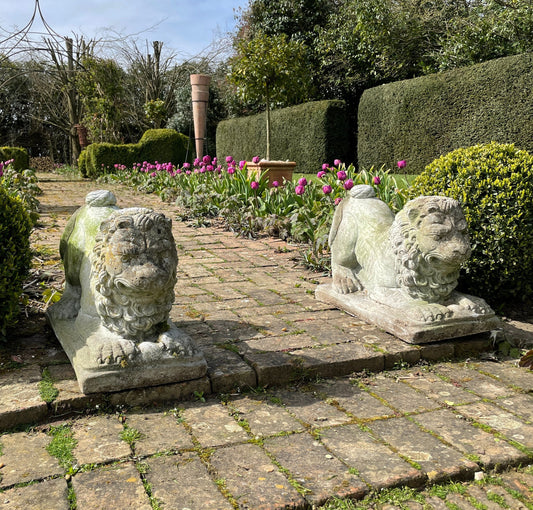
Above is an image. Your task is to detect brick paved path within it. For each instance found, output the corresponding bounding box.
[0,173,531,509]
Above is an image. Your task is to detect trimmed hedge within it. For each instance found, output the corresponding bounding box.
[0,147,29,170]
[216,100,352,173]
[79,129,191,178]
[0,186,33,338]
[358,53,533,174]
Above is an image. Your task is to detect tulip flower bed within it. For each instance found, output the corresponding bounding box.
[98,156,408,270]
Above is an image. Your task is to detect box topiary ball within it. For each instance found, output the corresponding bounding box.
[0,186,33,338]
[409,142,533,308]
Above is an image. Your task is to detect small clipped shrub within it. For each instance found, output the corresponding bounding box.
[0,186,33,338]
[0,147,29,171]
[410,142,533,306]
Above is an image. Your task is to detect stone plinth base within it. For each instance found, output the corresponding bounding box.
[47,315,207,394]
[315,283,501,344]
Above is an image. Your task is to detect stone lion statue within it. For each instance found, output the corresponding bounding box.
[329,185,493,323]
[48,190,197,366]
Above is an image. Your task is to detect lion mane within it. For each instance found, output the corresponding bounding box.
[90,207,177,341]
[389,196,469,303]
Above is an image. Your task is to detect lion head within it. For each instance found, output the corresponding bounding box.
[90,207,178,340]
[389,196,470,303]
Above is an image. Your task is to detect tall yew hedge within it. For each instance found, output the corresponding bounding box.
[358,53,533,174]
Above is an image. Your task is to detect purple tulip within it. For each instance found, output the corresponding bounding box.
[226,155,234,163]
[252,156,261,164]
[150,172,156,177]
[239,160,246,169]
[295,185,305,195]
[317,170,326,179]
[373,176,381,185]
[337,170,347,181]
[272,181,279,188]
[251,181,259,190]
[344,179,354,190]
[334,197,342,206]
[228,166,235,175]
[322,185,332,194]
[334,159,342,166]
[322,163,329,171]
[202,155,211,164]
[298,177,307,186]
[397,160,406,169]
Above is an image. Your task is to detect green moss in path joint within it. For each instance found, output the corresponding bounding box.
[46,424,77,470]
[39,367,59,403]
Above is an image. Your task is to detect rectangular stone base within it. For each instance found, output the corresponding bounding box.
[48,317,208,394]
[315,284,501,344]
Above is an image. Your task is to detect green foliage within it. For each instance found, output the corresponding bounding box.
[144,99,166,129]
[229,32,312,159]
[216,100,352,173]
[46,424,77,470]
[0,147,29,170]
[0,165,41,223]
[358,53,533,174]
[0,185,33,339]
[80,129,191,178]
[410,142,533,306]
[39,368,59,403]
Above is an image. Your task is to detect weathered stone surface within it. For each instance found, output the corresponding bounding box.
[0,478,69,509]
[145,453,233,509]
[203,345,256,393]
[72,415,131,465]
[361,375,442,414]
[316,284,500,344]
[108,376,212,407]
[412,409,529,469]
[228,395,304,437]
[456,401,533,449]
[0,367,47,429]
[432,364,514,399]
[264,433,368,506]
[46,191,207,394]
[72,462,151,509]
[320,424,426,489]
[0,432,63,487]
[311,378,396,419]
[180,400,249,447]
[470,360,533,392]
[369,417,479,483]
[272,389,352,427]
[209,443,306,509]
[399,370,480,406]
[497,394,533,422]
[125,412,194,456]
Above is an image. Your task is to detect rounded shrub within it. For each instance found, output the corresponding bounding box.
[0,186,33,338]
[410,142,533,307]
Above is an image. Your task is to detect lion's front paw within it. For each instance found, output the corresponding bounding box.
[455,295,492,315]
[90,338,137,365]
[332,266,363,294]
[410,303,453,323]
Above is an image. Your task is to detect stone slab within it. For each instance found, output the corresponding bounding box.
[0,478,69,509]
[228,395,305,437]
[0,367,48,430]
[209,442,306,509]
[145,454,233,509]
[264,433,368,506]
[368,417,480,483]
[412,408,530,469]
[203,346,257,393]
[320,424,426,489]
[49,317,208,394]
[72,462,151,509]
[315,283,501,344]
[0,431,63,487]
[72,415,131,466]
[125,412,194,456]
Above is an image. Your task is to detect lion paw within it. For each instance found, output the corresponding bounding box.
[455,296,492,315]
[90,338,136,365]
[332,266,363,294]
[411,303,452,323]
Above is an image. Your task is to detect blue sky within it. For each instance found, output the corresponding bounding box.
[1,0,249,59]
